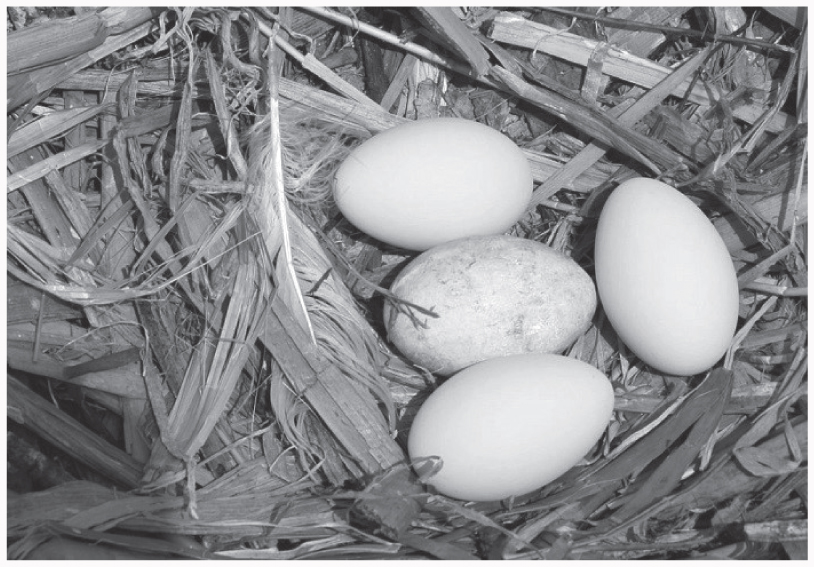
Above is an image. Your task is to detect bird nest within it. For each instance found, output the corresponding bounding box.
[6,6,807,560]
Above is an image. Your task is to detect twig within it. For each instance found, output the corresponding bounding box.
[742,281,807,297]
[536,7,797,54]
[310,224,439,319]
[298,6,475,78]
[491,65,684,174]
[744,519,808,542]
[264,26,380,110]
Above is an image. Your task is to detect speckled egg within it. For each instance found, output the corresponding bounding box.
[384,235,596,375]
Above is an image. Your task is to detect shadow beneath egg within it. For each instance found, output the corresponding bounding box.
[394,385,433,449]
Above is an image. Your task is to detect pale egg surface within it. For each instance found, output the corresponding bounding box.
[594,178,739,376]
[333,118,532,250]
[408,354,615,502]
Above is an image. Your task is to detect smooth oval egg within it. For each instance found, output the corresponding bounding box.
[408,353,614,502]
[594,178,740,376]
[334,118,532,250]
[384,235,596,376]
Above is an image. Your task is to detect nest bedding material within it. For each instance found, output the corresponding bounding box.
[6,6,808,560]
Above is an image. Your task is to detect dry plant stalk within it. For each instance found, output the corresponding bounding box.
[489,11,795,133]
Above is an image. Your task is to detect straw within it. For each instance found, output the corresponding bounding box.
[6,6,806,560]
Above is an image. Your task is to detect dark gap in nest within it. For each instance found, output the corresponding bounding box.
[7,384,121,490]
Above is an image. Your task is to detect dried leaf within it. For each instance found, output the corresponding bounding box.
[733,446,802,477]
[399,533,478,560]
[610,369,732,524]
[350,466,423,540]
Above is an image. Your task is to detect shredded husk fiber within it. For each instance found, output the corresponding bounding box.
[6,6,807,560]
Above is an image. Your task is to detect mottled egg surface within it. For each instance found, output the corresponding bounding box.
[384,235,596,375]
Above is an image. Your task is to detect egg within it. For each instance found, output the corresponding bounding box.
[408,353,614,502]
[594,178,740,376]
[334,118,532,250]
[384,235,596,375]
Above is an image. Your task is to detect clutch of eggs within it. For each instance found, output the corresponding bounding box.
[333,117,533,251]
[594,178,740,376]
[408,353,615,502]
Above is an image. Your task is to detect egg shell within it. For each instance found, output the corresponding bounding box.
[384,235,597,375]
[408,353,615,502]
[594,178,740,376]
[334,117,532,250]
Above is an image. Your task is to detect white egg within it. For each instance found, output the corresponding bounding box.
[408,354,614,502]
[594,178,740,376]
[334,118,532,251]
